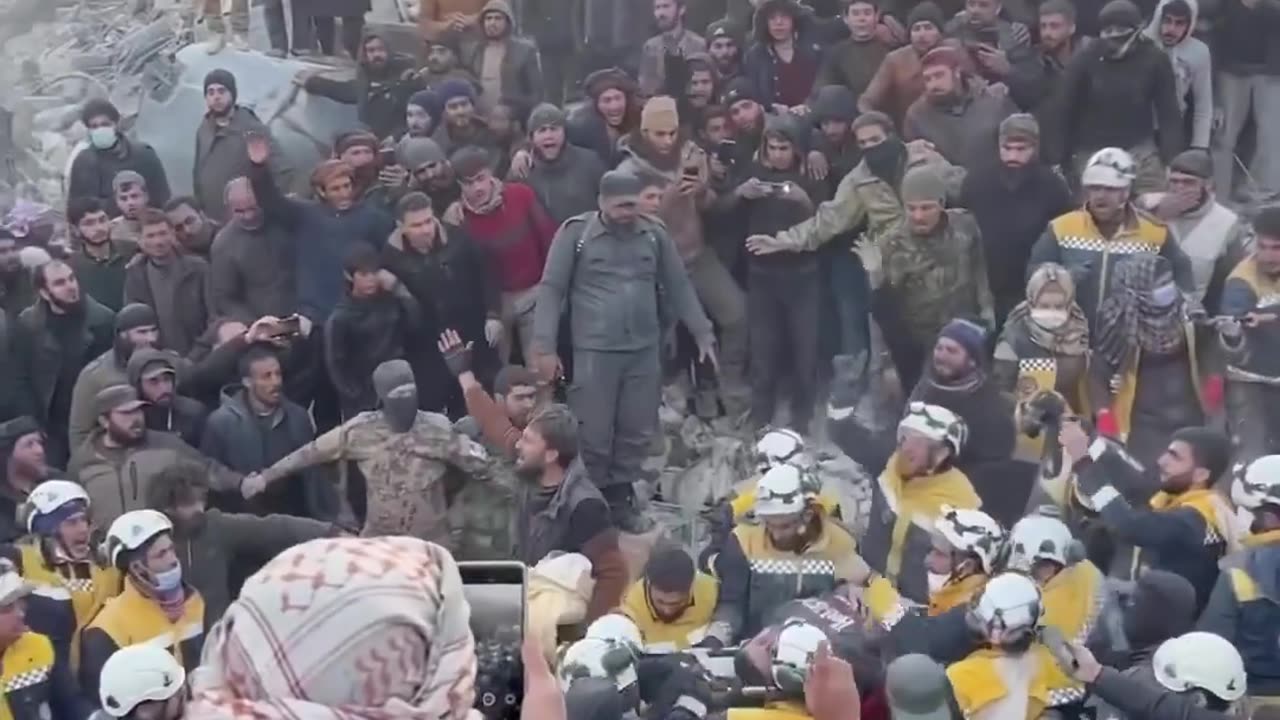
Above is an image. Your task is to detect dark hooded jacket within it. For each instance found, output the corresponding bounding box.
[127,349,208,448]
[742,0,824,107]
[462,0,544,112]
[527,143,608,225]
[302,39,424,141]
[567,70,640,167]
[67,135,171,218]
[323,290,425,419]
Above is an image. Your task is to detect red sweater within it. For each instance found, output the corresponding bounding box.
[462,183,556,293]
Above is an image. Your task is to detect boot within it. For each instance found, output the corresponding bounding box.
[205,16,227,54]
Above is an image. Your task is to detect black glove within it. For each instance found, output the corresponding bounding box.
[693,636,723,650]
[442,338,473,377]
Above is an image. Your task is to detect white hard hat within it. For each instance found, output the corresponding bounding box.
[1233,456,1280,510]
[970,572,1042,640]
[1152,632,1246,702]
[25,480,90,533]
[0,558,32,607]
[772,620,827,687]
[754,464,816,517]
[1081,147,1137,189]
[756,429,805,472]
[98,644,186,717]
[1005,515,1075,573]
[559,622,640,692]
[935,506,1006,574]
[899,402,967,456]
[584,613,643,652]
[104,510,173,567]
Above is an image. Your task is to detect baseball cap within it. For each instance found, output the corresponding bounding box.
[95,385,147,417]
[885,654,954,720]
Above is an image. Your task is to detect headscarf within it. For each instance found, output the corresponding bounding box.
[187,537,480,720]
[1007,263,1089,356]
[1094,253,1185,372]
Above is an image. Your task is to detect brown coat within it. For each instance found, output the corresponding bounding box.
[418,0,487,39]
[858,40,972,127]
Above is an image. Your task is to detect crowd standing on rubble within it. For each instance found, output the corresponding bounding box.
[2,0,1280,716]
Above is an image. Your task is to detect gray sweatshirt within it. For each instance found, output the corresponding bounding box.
[1145,0,1214,149]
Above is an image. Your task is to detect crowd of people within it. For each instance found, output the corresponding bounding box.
[1,0,1280,716]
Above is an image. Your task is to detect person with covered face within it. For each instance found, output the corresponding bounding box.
[193,69,294,224]
[296,32,423,142]
[524,104,608,225]
[704,463,863,645]
[68,98,170,219]
[904,46,1018,173]
[245,359,493,546]
[568,69,641,167]
[1051,0,1183,191]
[80,510,204,702]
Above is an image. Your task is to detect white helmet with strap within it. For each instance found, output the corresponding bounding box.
[0,558,32,607]
[756,429,805,472]
[1152,632,1247,702]
[1004,515,1076,573]
[1232,456,1280,511]
[1081,147,1137,189]
[935,506,1006,574]
[98,644,186,717]
[899,402,967,457]
[103,510,173,567]
[25,479,90,533]
[560,614,642,692]
[969,572,1042,644]
[754,463,817,517]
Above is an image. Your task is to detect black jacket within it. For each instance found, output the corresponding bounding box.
[67,137,171,217]
[323,291,423,417]
[12,300,115,428]
[381,227,497,353]
[527,145,608,225]
[303,53,423,140]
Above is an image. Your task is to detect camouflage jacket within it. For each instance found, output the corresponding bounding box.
[881,209,995,346]
[258,410,492,545]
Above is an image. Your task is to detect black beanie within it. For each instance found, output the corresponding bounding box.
[811,85,857,124]
[1122,569,1197,650]
[80,98,120,127]
[1098,0,1142,29]
[907,1,945,30]
[115,303,158,334]
[203,69,238,102]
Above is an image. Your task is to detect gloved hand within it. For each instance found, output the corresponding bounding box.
[437,329,473,377]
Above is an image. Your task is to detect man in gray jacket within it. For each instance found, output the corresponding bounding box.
[530,170,716,531]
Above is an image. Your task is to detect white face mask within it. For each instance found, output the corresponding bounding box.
[927,571,951,594]
[1030,308,1069,329]
[88,126,118,150]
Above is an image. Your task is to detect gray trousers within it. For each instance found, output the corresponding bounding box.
[686,250,750,415]
[570,346,662,491]
[1213,72,1280,203]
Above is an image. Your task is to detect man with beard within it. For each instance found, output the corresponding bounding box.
[68,98,170,218]
[568,69,641,167]
[330,130,398,212]
[1066,420,1234,610]
[127,349,208,448]
[524,104,608,225]
[162,197,218,260]
[418,36,479,92]
[621,545,717,650]
[123,210,211,357]
[860,3,958,125]
[618,97,750,420]
[245,359,493,546]
[1144,0,1212,152]
[512,404,627,620]
[0,418,57,543]
[13,262,115,465]
[402,90,438,145]
[815,0,892,102]
[532,170,715,531]
[440,329,539,459]
[194,69,295,224]
[108,171,151,245]
[462,0,542,113]
[904,46,1017,172]
[396,138,460,216]
[431,81,497,159]
[65,304,160,454]
[683,56,718,120]
[1138,150,1249,306]
[960,114,1073,325]
[719,78,767,169]
[1033,0,1091,127]
[0,231,34,320]
[209,178,296,323]
[639,0,707,97]
[706,21,743,84]
[296,33,422,141]
[946,0,1042,109]
[1052,0,1183,193]
[69,385,245,527]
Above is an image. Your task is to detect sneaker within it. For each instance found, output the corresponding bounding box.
[229,33,250,50]
[611,502,655,534]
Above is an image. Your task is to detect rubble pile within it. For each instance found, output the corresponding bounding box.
[0,0,186,210]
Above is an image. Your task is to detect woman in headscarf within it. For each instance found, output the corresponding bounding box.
[993,262,1091,464]
[187,536,481,719]
[1090,252,1207,473]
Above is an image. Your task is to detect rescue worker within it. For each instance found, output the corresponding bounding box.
[2,480,119,675]
[947,573,1085,719]
[727,620,828,720]
[705,463,862,645]
[728,429,838,522]
[860,403,981,604]
[1028,147,1194,329]
[80,510,204,702]
[1198,454,1280,704]
[0,557,90,720]
[621,545,718,652]
[94,644,188,720]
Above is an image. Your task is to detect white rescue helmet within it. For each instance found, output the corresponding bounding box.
[935,506,1006,574]
[1081,147,1137,189]
[584,613,643,651]
[1004,515,1075,574]
[0,558,32,607]
[756,429,805,473]
[754,464,816,517]
[98,644,186,717]
[899,402,967,457]
[1152,631,1247,702]
[772,620,827,688]
[970,572,1042,642]
[1232,456,1280,511]
[25,480,90,533]
[561,614,642,692]
[104,510,173,567]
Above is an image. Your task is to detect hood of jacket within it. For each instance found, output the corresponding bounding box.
[125,348,179,388]
[481,0,514,33]
[1144,0,1199,47]
[752,0,816,45]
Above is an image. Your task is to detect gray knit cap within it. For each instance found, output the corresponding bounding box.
[115,303,158,333]
[998,113,1040,145]
[901,166,947,203]
[527,103,566,133]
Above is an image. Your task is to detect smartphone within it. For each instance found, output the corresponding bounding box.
[760,181,791,195]
[966,24,1000,48]
[379,146,398,167]
[716,140,737,166]
[682,163,700,181]
[275,314,302,336]
[460,561,526,720]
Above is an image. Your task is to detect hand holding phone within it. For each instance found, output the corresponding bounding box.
[460,562,527,720]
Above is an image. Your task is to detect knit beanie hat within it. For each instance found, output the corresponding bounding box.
[599,170,644,203]
[80,98,120,127]
[373,359,416,400]
[998,113,1040,145]
[112,170,146,195]
[1169,148,1213,179]
[1098,0,1142,29]
[203,69,238,101]
[901,166,947,202]
[937,318,987,363]
[907,1,945,30]
[583,68,637,100]
[0,417,41,454]
[706,18,740,40]
[397,137,446,169]
[527,103,567,133]
[640,96,680,132]
[435,78,475,107]
[116,303,158,333]
[334,129,379,157]
[1123,569,1197,649]
[720,76,759,107]
[408,89,439,117]
[811,85,857,124]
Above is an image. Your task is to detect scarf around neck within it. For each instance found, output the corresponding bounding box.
[462,176,504,215]
[1094,253,1185,372]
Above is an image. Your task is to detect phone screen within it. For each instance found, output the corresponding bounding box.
[276,315,302,336]
[460,562,526,720]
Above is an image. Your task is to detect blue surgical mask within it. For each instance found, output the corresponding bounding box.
[88,126,118,150]
[153,564,183,592]
[1149,283,1179,308]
